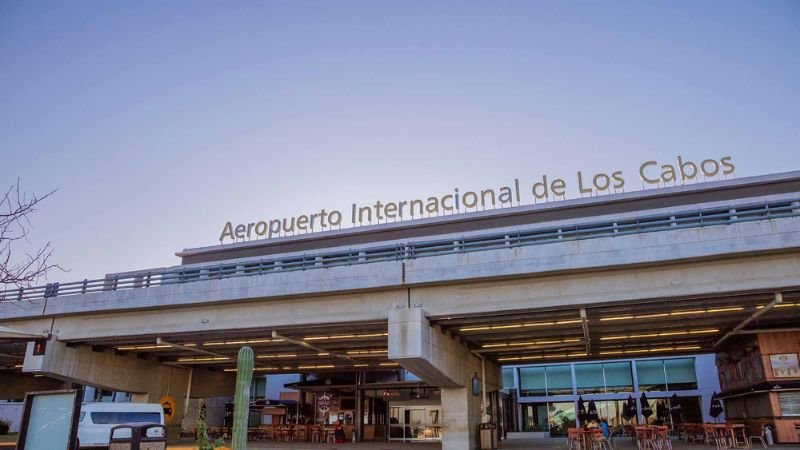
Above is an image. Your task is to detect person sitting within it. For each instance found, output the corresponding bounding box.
[600,418,610,439]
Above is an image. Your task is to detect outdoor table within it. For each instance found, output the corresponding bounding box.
[719,424,749,448]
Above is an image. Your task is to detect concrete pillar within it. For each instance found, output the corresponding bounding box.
[441,387,483,450]
[21,339,233,437]
[388,307,500,450]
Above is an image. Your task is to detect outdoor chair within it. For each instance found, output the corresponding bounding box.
[590,428,612,450]
[703,424,727,449]
[567,428,586,450]
[651,426,671,450]
[749,433,767,449]
[634,426,655,450]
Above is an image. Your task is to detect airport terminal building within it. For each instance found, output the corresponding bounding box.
[2,171,800,447]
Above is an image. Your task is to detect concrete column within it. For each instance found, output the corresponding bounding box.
[388,307,499,450]
[441,387,483,450]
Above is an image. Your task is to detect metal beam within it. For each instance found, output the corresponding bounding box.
[733,327,800,335]
[580,308,591,356]
[474,341,585,354]
[271,331,367,365]
[714,292,783,347]
[156,338,229,358]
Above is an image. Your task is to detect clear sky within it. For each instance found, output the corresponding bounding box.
[1,1,798,283]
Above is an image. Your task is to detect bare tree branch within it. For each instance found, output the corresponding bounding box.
[0,179,65,289]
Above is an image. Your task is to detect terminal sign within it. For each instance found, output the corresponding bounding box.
[220,155,735,243]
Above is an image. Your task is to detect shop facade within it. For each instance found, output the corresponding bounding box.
[504,354,721,436]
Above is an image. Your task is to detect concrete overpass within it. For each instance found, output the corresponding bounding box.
[1,172,800,449]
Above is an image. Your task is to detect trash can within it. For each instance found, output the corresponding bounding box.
[479,423,498,450]
[109,423,167,450]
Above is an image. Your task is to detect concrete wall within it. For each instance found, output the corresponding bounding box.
[0,373,64,401]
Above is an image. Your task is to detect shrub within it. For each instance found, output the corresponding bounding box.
[0,418,12,435]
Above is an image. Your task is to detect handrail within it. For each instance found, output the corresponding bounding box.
[2,198,798,303]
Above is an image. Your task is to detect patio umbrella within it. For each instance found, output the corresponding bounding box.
[622,395,635,420]
[577,396,587,422]
[640,392,653,423]
[656,400,668,419]
[628,395,636,418]
[709,392,724,421]
[669,393,682,413]
[587,400,599,421]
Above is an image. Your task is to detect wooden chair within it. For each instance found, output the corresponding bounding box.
[703,424,726,449]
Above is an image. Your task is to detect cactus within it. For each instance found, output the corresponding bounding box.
[232,346,254,450]
[196,400,223,450]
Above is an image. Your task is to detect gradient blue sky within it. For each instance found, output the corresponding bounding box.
[1,1,799,282]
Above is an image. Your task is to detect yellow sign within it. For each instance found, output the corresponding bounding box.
[159,395,176,424]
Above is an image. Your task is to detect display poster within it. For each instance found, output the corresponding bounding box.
[770,353,800,378]
[17,390,81,450]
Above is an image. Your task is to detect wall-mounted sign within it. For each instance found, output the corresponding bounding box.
[159,395,176,424]
[219,155,736,243]
[32,339,47,356]
[770,353,800,378]
[317,394,331,413]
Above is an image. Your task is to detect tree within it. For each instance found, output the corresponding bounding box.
[1,179,62,289]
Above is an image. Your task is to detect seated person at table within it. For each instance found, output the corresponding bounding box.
[599,418,610,439]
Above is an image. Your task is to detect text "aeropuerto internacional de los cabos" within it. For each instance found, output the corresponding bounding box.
[219,155,735,243]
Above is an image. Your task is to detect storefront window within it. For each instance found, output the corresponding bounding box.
[778,392,800,416]
[548,402,576,436]
[522,403,549,431]
[636,360,667,392]
[575,363,604,394]
[670,396,702,423]
[520,367,546,396]
[593,400,637,428]
[603,362,634,393]
[546,365,573,395]
[664,358,697,390]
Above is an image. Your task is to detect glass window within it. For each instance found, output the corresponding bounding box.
[665,358,697,390]
[604,362,634,393]
[575,363,604,394]
[90,412,162,424]
[778,392,800,416]
[502,368,515,390]
[548,402,576,436]
[636,360,667,392]
[671,396,702,423]
[521,403,549,431]
[251,377,266,399]
[594,400,638,428]
[520,367,546,396]
[546,365,573,395]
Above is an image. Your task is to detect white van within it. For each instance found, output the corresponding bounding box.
[77,402,165,448]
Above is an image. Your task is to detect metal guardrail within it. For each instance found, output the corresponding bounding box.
[2,198,799,303]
